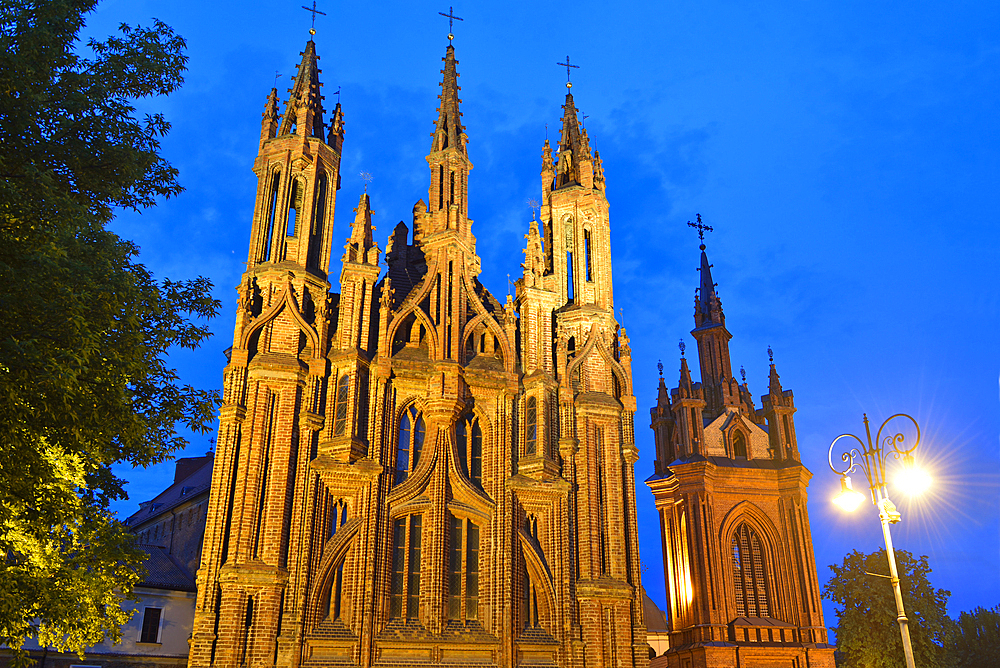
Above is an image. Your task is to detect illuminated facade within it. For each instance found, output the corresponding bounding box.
[188,36,649,668]
[646,242,836,668]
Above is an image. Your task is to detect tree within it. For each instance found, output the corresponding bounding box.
[947,605,1000,668]
[0,1,218,661]
[823,549,951,668]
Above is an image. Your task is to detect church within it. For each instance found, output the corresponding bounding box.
[188,32,649,668]
[646,230,836,667]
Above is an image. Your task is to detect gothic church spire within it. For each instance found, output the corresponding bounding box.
[278,40,325,139]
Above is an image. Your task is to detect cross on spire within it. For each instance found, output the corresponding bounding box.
[439,6,464,43]
[301,1,326,36]
[687,213,714,247]
[557,56,580,89]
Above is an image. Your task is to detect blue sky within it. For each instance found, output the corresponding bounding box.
[87,0,999,623]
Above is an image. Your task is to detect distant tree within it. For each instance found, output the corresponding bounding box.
[823,549,950,668]
[947,605,1000,668]
[0,0,218,662]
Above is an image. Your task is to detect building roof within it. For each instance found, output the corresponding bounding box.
[135,544,196,592]
[641,587,669,631]
[126,454,214,529]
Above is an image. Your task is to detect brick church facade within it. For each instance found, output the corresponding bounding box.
[188,36,649,668]
[646,238,835,667]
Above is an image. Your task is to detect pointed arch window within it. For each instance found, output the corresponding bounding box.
[395,406,425,485]
[525,397,537,456]
[333,374,350,437]
[263,171,281,261]
[584,228,593,281]
[287,178,303,237]
[732,431,748,459]
[456,414,483,487]
[732,523,772,617]
[448,514,480,620]
[522,558,540,629]
[389,515,422,619]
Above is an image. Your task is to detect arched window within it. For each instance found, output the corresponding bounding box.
[286,178,303,237]
[732,523,772,617]
[263,171,281,261]
[333,374,349,437]
[733,431,748,459]
[324,561,345,621]
[389,515,422,620]
[525,397,537,456]
[395,406,425,485]
[522,558,539,629]
[448,514,480,620]
[456,414,483,486]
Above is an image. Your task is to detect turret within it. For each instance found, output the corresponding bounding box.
[759,348,800,461]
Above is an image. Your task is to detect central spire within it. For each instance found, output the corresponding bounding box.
[430,45,467,156]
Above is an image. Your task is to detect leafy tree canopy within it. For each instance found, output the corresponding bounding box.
[823,549,950,668]
[0,0,218,661]
[947,604,1000,668]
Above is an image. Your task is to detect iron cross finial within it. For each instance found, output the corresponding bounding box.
[527,198,539,220]
[657,360,663,377]
[557,56,580,89]
[768,345,774,363]
[679,339,686,358]
[687,213,714,246]
[360,171,373,193]
[301,1,327,36]
[439,6,464,43]
[741,365,747,384]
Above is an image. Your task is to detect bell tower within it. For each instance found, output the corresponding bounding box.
[189,37,345,668]
[647,233,835,668]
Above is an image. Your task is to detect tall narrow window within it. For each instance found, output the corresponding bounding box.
[782,414,792,456]
[448,515,481,621]
[389,515,423,620]
[566,252,575,301]
[456,414,483,486]
[732,523,772,617]
[308,174,327,269]
[450,171,455,205]
[522,560,539,628]
[333,374,349,436]
[139,607,161,643]
[733,431,748,459]
[263,172,281,261]
[438,165,444,209]
[330,562,345,620]
[286,179,301,236]
[394,407,425,485]
[525,397,537,455]
[584,228,593,281]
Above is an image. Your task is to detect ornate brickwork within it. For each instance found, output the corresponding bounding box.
[646,242,835,668]
[189,39,647,668]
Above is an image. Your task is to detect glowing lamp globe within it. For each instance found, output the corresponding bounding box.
[896,455,931,496]
[833,475,865,512]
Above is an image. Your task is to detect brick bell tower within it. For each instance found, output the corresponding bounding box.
[188,37,355,668]
[646,233,835,668]
[190,31,648,668]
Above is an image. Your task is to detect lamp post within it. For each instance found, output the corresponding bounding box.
[828,413,928,668]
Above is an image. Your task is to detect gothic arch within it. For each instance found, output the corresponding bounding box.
[460,274,514,373]
[461,311,508,368]
[718,501,786,621]
[308,516,362,627]
[565,326,632,398]
[386,400,437,505]
[239,282,321,360]
[387,303,440,360]
[517,530,557,632]
[447,408,495,509]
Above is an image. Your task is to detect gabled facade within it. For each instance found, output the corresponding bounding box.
[646,241,835,668]
[188,38,648,668]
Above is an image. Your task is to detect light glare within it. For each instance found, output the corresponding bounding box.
[833,476,865,512]
[896,466,932,496]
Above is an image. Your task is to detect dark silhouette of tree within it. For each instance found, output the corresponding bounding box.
[947,605,1000,668]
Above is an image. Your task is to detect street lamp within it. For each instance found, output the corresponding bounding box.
[828,413,927,668]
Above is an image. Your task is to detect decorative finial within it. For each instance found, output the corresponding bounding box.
[679,339,686,358]
[527,198,539,220]
[687,213,714,250]
[273,70,282,88]
[657,360,663,377]
[740,365,747,384]
[767,345,774,363]
[507,273,512,297]
[360,171,373,193]
[439,6,463,44]
[557,56,580,89]
[301,1,326,36]
[582,111,589,128]
[334,85,341,103]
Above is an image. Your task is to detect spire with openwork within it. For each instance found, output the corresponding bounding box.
[278,40,325,139]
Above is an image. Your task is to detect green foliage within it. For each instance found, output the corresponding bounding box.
[823,549,951,668]
[947,605,1000,668]
[0,0,218,661]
